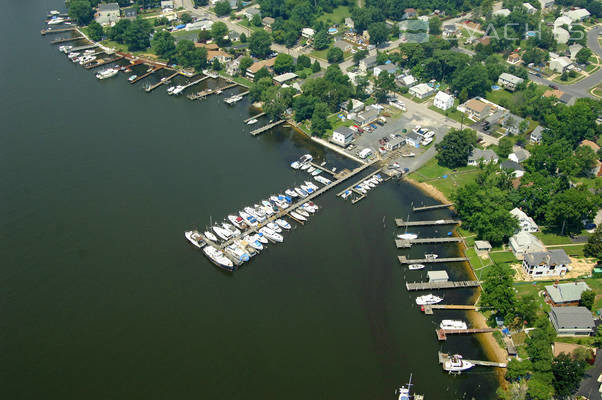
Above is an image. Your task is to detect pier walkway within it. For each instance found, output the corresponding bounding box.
[405,280,481,291]
[436,328,496,341]
[50,36,84,44]
[422,304,477,315]
[41,27,75,35]
[130,66,163,84]
[413,203,454,212]
[244,112,265,123]
[398,256,468,264]
[395,219,460,227]
[438,352,506,368]
[84,56,124,69]
[70,44,98,52]
[145,72,179,92]
[395,237,462,248]
[251,120,285,136]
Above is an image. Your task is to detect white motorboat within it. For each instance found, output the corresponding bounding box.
[314,176,331,185]
[341,190,352,199]
[295,187,308,197]
[225,244,250,264]
[300,184,314,194]
[222,222,241,237]
[375,174,383,182]
[425,253,438,259]
[275,219,291,230]
[304,181,319,191]
[290,161,301,169]
[267,222,282,233]
[96,68,118,80]
[185,230,205,248]
[128,74,138,82]
[434,219,446,224]
[296,208,310,218]
[440,320,468,330]
[415,294,443,305]
[301,203,316,213]
[311,169,322,176]
[49,10,61,16]
[285,189,299,197]
[365,180,376,188]
[408,264,425,270]
[68,52,80,59]
[397,233,418,240]
[396,374,415,400]
[171,85,185,95]
[443,355,474,373]
[203,231,218,242]
[259,227,283,243]
[306,201,318,211]
[235,240,257,257]
[48,17,65,25]
[300,163,310,171]
[252,205,268,220]
[307,166,316,173]
[244,207,264,222]
[167,86,176,94]
[299,154,313,163]
[239,211,258,227]
[355,184,367,194]
[254,232,269,244]
[203,246,234,270]
[290,211,306,221]
[228,215,246,229]
[247,118,258,125]
[244,235,264,251]
[212,225,231,241]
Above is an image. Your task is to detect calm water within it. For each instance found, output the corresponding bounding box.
[1,1,497,398]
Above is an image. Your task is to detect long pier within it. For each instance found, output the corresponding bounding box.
[146,71,179,92]
[50,36,84,44]
[70,44,98,52]
[395,237,462,248]
[244,112,266,123]
[130,66,163,84]
[438,352,506,368]
[251,120,286,136]
[41,27,75,35]
[395,219,460,227]
[413,203,454,212]
[406,280,481,291]
[398,256,468,264]
[84,56,124,69]
[422,304,477,315]
[436,328,496,341]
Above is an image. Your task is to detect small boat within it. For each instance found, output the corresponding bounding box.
[290,161,301,169]
[300,184,314,194]
[48,17,65,25]
[397,233,418,240]
[128,74,138,82]
[341,190,352,199]
[299,154,313,163]
[203,231,218,242]
[225,244,250,263]
[443,354,474,373]
[285,189,299,197]
[227,215,246,230]
[304,181,319,191]
[203,246,234,270]
[295,187,308,197]
[408,264,425,270]
[311,169,322,176]
[267,222,282,233]
[375,174,383,182]
[315,176,331,185]
[255,232,269,244]
[167,86,176,94]
[302,203,316,213]
[247,118,258,125]
[355,185,367,194]
[213,225,231,241]
[296,208,310,218]
[307,166,316,173]
[440,320,468,330]
[239,211,258,227]
[259,227,283,243]
[307,201,318,211]
[415,294,443,305]
[221,222,241,237]
[275,219,291,230]
[252,204,267,220]
[236,240,257,257]
[244,235,264,251]
[290,211,306,221]
[184,230,205,248]
[396,374,416,400]
[300,163,310,171]
[49,10,60,16]
[434,219,446,224]
[402,152,416,157]
[96,68,119,80]
[425,253,438,259]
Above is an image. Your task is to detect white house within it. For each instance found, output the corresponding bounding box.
[161,0,174,9]
[509,148,530,163]
[564,8,591,22]
[331,126,355,147]
[497,72,524,92]
[510,207,539,232]
[433,91,454,111]
[509,231,546,259]
[467,148,498,166]
[530,126,544,143]
[96,2,120,25]
[409,83,434,99]
[343,98,365,113]
[553,27,570,44]
[373,64,397,77]
[493,8,511,17]
[550,56,573,73]
[243,7,261,20]
[301,28,315,38]
[523,249,571,277]
[539,0,554,9]
[523,3,537,14]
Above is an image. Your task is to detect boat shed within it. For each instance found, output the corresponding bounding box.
[428,270,449,283]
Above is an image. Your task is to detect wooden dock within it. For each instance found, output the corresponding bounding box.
[50,36,84,44]
[398,256,468,264]
[406,280,481,291]
[436,328,496,341]
[422,304,477,315]
[130,66,163,84]
[145,71,179,92]
[84,56,124,69]
[413,203,454,212]
[244,112,265,123]
[41,27,75,35]
[251,120,285,136]
[395,237,462,248]
[395,219,459,227]
[70,44,98,52]
[438,352,506,368]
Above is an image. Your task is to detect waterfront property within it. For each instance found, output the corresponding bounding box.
[549,307,595,336]
[545,282,591,307]
[522,249,572,277]
[509,231,546,259]
[510,207,538,233]
[467,148,498,166]
[95,2,120,26]
[331,126,354,148]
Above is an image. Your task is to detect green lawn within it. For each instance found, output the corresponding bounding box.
[409,157,477,181]
[428,103,465,124]
[309,48,329,60]
[553,72,587,84]
[485,88,514,106]
[408,158,481,199]
[490,251,518,266]
[316,6,351,24]
[533,231,575,245]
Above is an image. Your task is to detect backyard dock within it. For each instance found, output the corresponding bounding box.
[145,72,179,92]
[84,55,124,69]
[395,237,462,248]
[130,66,163,84]
[244,112,265,123]
[50,36,84,44]
[413,203,454,212]
[438,352,506,368]
[251,120,285,136]
[395,219,460,227]
[41,27,75,35]
[436,328,497,341]
[422,304,477,315]
[398,256,468,264]
[69,44,98,52]
[405,280,481,291]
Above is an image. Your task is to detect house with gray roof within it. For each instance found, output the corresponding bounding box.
[530,126,544,143]
[523,249,571,277]
[500,159,525,177]
[545,282,591,306]
[96,2,120,25]
[509,148,530,163]
[498,72,524,92]
[468,148,498,166]
[354,108,379,126]
[331,126,355,147]
[373,64,398,77]
[405,131,423,147]
[509,231,546,259]
[359,55,378,73]
[549,306,595,336]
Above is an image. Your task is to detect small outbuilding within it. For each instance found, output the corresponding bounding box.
[474,240,492,253]
[428,270,449,283]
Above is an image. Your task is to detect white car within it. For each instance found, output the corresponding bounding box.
[421,137,433,146]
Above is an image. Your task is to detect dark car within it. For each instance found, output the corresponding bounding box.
[549,84,559,89]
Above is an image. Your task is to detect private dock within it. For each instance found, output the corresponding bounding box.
[145,71,179,92]
[413,203,454,212]
[251,120,285,136]
[50,36,84,44]
[395,237,462,248]
[405,280,481,291]
[244,112,265,123]
[84,56,124,69]
[130,66,163,84]
[336,169,384,201]
[436,328,496,341]
[398,256,468,264]
[438,352,506,368]
[395,219,459,227]
[422,304,477,315]
[41,27,75,35]
[69,44,98,53]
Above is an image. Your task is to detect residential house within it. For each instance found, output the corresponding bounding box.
[262,17,275,30]
[161,0,174,9]
[509,148,530,163]
[124,7,137,19]
[554,15,573,28]
[564,8,591,22]
[442,24,457,38]
[385,136,405,151]
[206,50,233,64]
[243,7,261,20]
[493,8,511,17]
[427,270,449,283]
[550,56,573,73]
[464,98,491,120]
[502,113,524,135]
[373,64,397,77]
[553,27,570,44]
[539,0,554,9]
[523,3,537,14]
[342,98,365,113]
[354,109,379,125]
[188,20,213,31]
[549,307,595,336]
[95,2,120,25]
[405,131,422,147]
[246,57,276,79]
[331,126,355,147]
[467,148,498,166]
[523,249,572,277]
[359,55,378,73]
[545,282,591,306]
[530,126,544,143]
[344,17,354,29]
[273,72,298,86]
[510,207,538,232]
[507,53,521,64]
[498,72,524,92]
[226,55,243,76]
[509,231,546,259]
[579,140,602,176]
[501,159,525,177]
[301,28,315,38]
[397,74,417,88]
[433,91,454,111]
[403,8,417,19]
[409,83,435,99]
[568,43,583,60]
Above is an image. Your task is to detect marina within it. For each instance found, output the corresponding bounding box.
[405,280,481,291]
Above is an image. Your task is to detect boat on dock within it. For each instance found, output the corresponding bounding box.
[295,208,310,218]
[295,187,308,198]
[285,189,299,198]
[228,215,246,229]
[396,374,419,400]
[443,355,474,374]
[204,230,218,242]
[48,17,66,25]
[224,94,242,104]
[341,190,352,199]
[128,74,138,82]
[203,246,234,271]
[225,244,250,264]
[398,233,418,240]
[239,211,258,227]
[96,68,118,80]
[440,320,468,330]
[184,230,205,248]
[275,219,291,230]
[315,176,331,185]
[415,294,443,305]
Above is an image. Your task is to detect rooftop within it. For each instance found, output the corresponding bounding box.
[334,126,354,137]
[247,57,276,73]
[550,306,595,329]
[427,270,449,281]
[98,2,120,12]
[273,72,298,83]
[546,282,591,304]
[469,148,498,162]
[525,249,571,266]
[501,159,525,171]
[499,72,524,85]
[465,98,489,113]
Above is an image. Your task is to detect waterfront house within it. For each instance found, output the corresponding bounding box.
[433,91,454,111]
[409,83,434,99]
[511,208,538,233]
[549,307,595,336]
[273,72,298,86]
[246,57,276,79]
[545,282,591,306]
[509,231,546,259]
[428,270,449,283]
[497,72,524,92]
[507,53,521,65]
[161,0,174,9]
[207,50,233,64]
[403,8,417,19]
[331,126,355,147]
[373,64,397,77]
[523,2,537,14]
[226,56,243,76]
[467,148,498,166]
[530,126,544,143]
[500,160,525,178]
[405,131,422,147]
[359,55,378,73]
[464,99,490,120]
[95,2,120,26]
[522,249,571,277]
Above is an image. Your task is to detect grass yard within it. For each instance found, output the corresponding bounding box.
[485,88,514,107]
[592,84,602,98]
[585,64,599,74]
[490,251,518,267]
[408,157,476,181]
[553,72,587,84]
[316,6,351,24]
[309,48,330,61]
[424,170,481,199]
[428,104,466,124]
[533,231,575,245]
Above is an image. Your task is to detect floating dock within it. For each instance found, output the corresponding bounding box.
[41,27,75,35]
[398,256,468,264]
[145,71,179,92]
[405,280,481,291]
[422,304,477,315]
[412,203,454,212]
[251,120,285,136]
[436,328,496,341]
[50,36,84,44]
[395,219,459,227]
[438,352,506,368]
[395,237,462,248]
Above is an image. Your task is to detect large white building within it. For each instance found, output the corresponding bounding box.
[509,231,546,259]
[409,83,434,99]
[564,8,591,22]
[331,126,354,147]
[523,250,571,277]
[510,208,539,232]
[433,91,454,111]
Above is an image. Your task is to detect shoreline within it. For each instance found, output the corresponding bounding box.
[403,176,453,205]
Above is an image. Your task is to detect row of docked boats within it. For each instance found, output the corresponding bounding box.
[340,173,384,200]
[289,154,332,178]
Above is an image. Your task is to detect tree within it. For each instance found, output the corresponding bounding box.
[312,60,321,73]
[69,0,94,25]
[435,128,477,168]
[239,32,247,43]
[574,145,598,176]
[197,29,211,42]
[154,17,169,27]
[327,47,344,63]
[580,290,595,310]
[249,30,272,59]
[368,22,388,46]
[175,40,207,71]
[452,64,491,98]
[313,30,331,50]
[429,17,442,35]
[353,49,368,65]
[211,21,229,47]
[253,67,271,82]
[214,0,231,16]
[274,53,294,74]
[552,353,586,398]
[311,102,331,136]
[151,30,176,59]
[180,13,193,24]
[124,18,153,51]
[527,376,554,400]
[239,56,254,75]
[296,54,311,69]
[545,187,599,234]
[87,20,104,41]
[251,13,262,27]
[212,58,222,70]
[497,137,513,158]
[481,263,517,319]
[108,19,131,43]
[505,359,532,382]
[293,95,317,122]
[585,225,602,260]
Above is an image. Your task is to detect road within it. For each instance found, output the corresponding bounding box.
[577,350,602,400]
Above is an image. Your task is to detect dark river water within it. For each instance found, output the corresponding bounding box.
[1,1,498,399]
